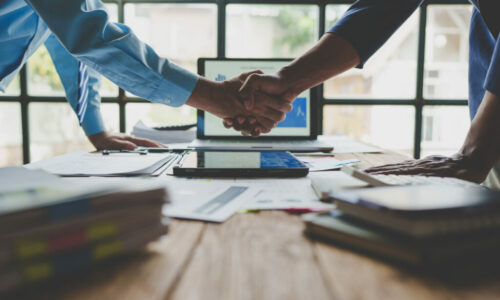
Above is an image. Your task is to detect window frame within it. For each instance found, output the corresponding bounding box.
[0,0,470,164]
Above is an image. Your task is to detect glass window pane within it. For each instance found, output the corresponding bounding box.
[125,103,196,132]
[226,5,319,58]
[424,5,472,99]
[124,3,217,74]
[324,6,419,99]
[27,45,119,97]
[2,74,20,96]
[101,103,120,133]
[27,3,119,97]
[323,105,415,156]
[421,106,469,157]
[28,45,65,96]
[105,3,118,23]
[0,103,23,166]
[29,103,119,162]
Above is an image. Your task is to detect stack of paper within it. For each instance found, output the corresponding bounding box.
[0,168,169,293]
[131,121,196,144]
[25,151,176,177]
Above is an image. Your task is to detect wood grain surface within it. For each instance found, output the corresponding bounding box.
[9,152,500,300]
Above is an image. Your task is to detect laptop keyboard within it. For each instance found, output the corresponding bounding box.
[372,174,481,188]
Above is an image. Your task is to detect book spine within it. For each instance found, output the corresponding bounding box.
[0,224,166,293]
[1,212,162,267]
[0,188,167,234]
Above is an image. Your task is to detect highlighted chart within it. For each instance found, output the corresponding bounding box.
[277,97,307,128]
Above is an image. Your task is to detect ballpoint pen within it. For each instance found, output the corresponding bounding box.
[101,149,148,155]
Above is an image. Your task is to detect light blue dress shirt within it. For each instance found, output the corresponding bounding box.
[45,35,105,135]
[0,0,199,135]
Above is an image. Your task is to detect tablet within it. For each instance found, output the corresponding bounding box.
[173,151,309,178]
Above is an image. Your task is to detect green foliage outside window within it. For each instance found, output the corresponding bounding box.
[274,7,316,56]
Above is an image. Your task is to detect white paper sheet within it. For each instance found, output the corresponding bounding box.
[237,178,333,211]
[309,171,369,200]
[298,157,360,172]
[25,151,175,176]
[0,167,61,193]
[162,179,259,222]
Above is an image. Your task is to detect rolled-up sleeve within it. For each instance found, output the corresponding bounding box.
[328,0,423,67]
[45,34,105,136]
[26,0,199,107]
[484,36,500,97]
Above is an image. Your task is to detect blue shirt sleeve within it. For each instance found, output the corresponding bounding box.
[328,0,423,67]
[45,34,105,136]
[484,36,500,97]
[25,0,199,107]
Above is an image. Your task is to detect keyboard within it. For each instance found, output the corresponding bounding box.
[341,165,482,188]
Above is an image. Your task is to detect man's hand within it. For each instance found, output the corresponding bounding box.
[88,131,165,151]
[223,33,361,136]
[222,72,297,136]
[239,72,297,111]
[365,154,487,183]
[186,71,291,135]
[366,91,500,184]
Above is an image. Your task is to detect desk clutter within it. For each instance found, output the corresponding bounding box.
[131,121,196,145]
[25,150,178,177]
[0,168,169,292]
[5,133,497,294]
[304,185,500,267]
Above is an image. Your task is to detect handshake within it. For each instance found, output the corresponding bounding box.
[190,70,299,137]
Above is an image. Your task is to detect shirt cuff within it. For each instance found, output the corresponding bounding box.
[484,36,500,97]
[80,106,106,136]
[154,62,200,107]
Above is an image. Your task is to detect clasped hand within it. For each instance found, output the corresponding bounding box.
[219,71,296,136]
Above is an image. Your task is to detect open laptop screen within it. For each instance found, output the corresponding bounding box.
[198,59,316,139]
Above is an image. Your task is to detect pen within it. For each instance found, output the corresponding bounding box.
[102,149,148,155]
[136,146,192,153]
[297,153,336,157]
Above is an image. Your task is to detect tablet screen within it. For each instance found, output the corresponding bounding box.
[180,151,306,169]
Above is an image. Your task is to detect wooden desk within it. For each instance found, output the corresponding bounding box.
[14,152,500,300]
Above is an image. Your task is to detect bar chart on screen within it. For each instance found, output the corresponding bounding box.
[277,97,307,128]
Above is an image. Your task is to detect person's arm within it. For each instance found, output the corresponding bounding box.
[44,34,163,150]
[366,35,500,183]
[366,91,500,183]
[230,0,423,134]
[26,0,288,133]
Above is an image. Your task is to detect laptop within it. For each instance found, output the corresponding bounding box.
[189,58,333,153]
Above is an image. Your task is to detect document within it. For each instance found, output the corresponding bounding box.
[0,167,61,193]
[25,151,175,176]
[298,156,360,172]
[238,178,334,211]
[309,171,369,200]
[162,180,260,222]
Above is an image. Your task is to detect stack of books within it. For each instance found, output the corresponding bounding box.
[304,185,500,267]
[0,167,169,292]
